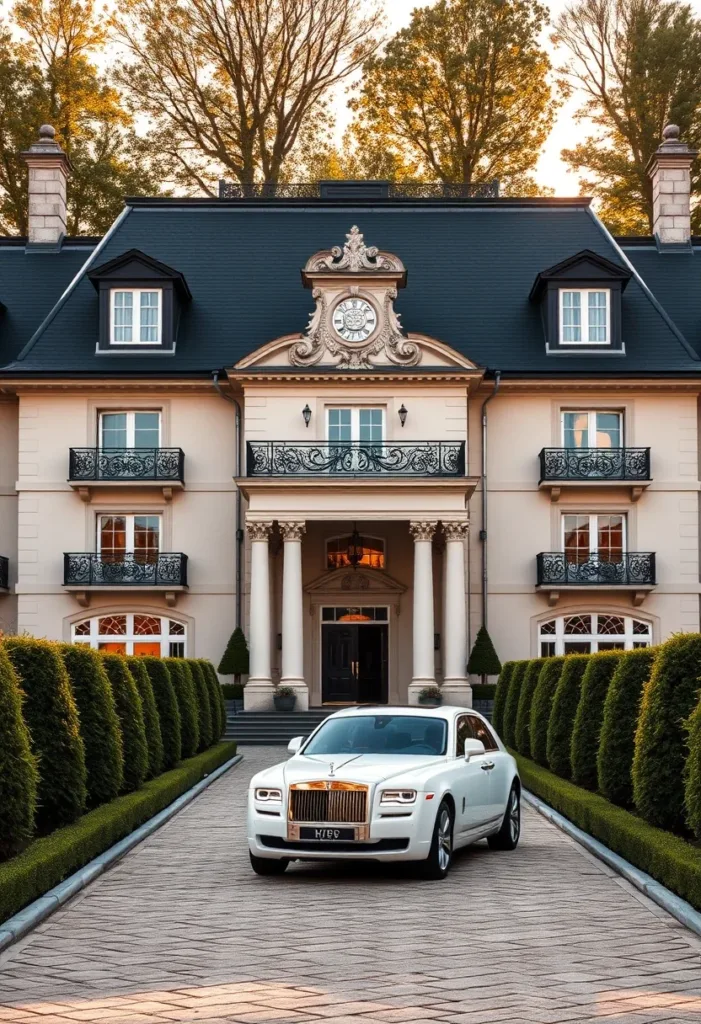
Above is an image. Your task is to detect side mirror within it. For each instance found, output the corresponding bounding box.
[464,739,486,761]
[287,736,305,755]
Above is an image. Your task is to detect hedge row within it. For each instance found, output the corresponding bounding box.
[0,639,226,862]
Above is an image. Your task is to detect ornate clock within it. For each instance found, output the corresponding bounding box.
[332,298,377,342]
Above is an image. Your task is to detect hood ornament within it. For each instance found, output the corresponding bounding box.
[328,762,335,778]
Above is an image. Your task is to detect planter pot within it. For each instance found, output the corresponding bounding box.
[418,697,442,707]
[274,695,297,713]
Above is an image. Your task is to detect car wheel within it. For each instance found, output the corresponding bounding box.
[418,799,453,880]
[488,784,521,851]
[249,852,289,875]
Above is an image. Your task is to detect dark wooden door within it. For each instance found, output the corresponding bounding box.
[322,624,388,704]
[357,625,388,704]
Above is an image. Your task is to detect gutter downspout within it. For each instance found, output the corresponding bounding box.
[212,370,243,628]
[480,370,501,633]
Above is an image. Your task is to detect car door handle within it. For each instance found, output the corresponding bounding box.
[480,761,495,771]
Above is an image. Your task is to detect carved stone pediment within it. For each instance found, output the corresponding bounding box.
[305,568,407,596]
[303,226,406,277]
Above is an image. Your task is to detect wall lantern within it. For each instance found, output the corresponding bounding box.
[398,404,408,428]
[302,404,312,428]
[347,525,363,569]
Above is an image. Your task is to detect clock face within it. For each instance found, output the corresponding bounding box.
[332,298,377,342]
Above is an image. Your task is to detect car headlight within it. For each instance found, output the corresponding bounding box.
[380,789,417,805]
[254,787,282,802]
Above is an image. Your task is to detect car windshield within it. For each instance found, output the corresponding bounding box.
[304,715,448,756]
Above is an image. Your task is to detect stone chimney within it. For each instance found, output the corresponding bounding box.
[21,125,71,249]
[647,124,698,246]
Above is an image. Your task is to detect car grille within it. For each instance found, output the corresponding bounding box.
[289,783,367,824]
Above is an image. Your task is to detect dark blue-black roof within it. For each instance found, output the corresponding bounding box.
[2,198,700,376]
[621,239,701,359]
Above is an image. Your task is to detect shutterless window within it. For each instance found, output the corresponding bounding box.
[99,411,161,448]
[562,411,622,449]
[327,407,384,443]
[539,614,651,656]
[559,289,610,344]
[97,514,161,563]
[110,289,162,344]
[562,513,625,563]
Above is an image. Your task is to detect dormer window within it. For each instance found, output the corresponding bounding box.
[111,289,162,345]
[560,289,610,345]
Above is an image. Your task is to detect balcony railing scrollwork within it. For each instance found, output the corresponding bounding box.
[0,555,8,590]
[64,553,188,588]
[247,440,466,477]
[69,448,185,483]
[539,447,651,483]
[536,552,656,588]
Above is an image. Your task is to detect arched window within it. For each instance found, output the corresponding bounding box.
[72,613,187,657]
[539,613,651,657]
[326,535,385,571]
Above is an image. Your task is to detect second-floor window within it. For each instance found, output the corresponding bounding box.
[562,410,622,449]
[97,514,161,563]
[563,513,625,563]
[110,289,162,345]
[559,289,610,344]
[100,411,161,449]
[327,407,384,443]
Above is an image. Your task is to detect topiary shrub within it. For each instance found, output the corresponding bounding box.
[141,657,181,769]
[61,645,123,807]
[633,634,701,832]
[127,657,164,779]
[467,626,502,682]
[199,660,224,739]
[165,658,199,758]
[530,656,565,767]
[0,645,38,859]
[515,658,545,757]
[685,695,701,838]
[546,655,589,778]
[502,661,528,748]
[570,651,623,790]
[187,660,213,751]
[4,637,87,831]
[218,626,249,681]
[101,654,149,793]
[492,661,515,737]
[598,648,655,807]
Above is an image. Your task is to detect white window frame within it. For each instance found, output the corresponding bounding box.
[560,410,623,449]
[539,613,651,656]
[96,513,162,556]
[99,410,161,448]
[110,288,162,345]
[72,613,186,657]
[559,288,611,345]
[326,407,385,443]
[561,513,627,557]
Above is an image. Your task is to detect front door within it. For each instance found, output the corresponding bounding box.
[322,622,388,704]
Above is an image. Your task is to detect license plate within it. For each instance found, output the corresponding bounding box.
[298,826,357,841]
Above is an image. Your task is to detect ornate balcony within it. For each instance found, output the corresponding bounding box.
[63,553,188,607]
[536,552,656,607]
[538,448,651,502]
[0,555,8,591]
[247,441,466,477]
[68,448,185,502]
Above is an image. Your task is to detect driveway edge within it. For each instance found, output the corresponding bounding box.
[0,752,243,953]
[523,788,701,938]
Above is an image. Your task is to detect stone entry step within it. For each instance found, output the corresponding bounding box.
[224,709,332,745]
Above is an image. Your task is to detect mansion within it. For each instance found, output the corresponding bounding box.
[1,124,700,710]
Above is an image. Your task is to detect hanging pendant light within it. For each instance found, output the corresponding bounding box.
[347,524,363,569]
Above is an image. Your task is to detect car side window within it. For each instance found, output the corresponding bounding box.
[469,716,499,752]
[455,714,473,757]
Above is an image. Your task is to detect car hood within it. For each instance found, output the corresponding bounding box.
[282,752,447,787]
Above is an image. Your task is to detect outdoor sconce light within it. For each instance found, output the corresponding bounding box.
[302,404,312,428]
[398,404,408,427]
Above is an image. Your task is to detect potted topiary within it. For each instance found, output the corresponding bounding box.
[218,627,249,714]
[274,685,297,713]
[418,685,442,707]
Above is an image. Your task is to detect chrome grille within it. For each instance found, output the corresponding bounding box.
[290,787,367,824]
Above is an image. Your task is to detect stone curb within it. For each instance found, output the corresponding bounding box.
[523,788,701,939]
[0,753,244,953]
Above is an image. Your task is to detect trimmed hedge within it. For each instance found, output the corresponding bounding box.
[199,660,224,738]
[127,657,164,779]
[502,661,527,749]
[491,661,514,736]
[684,696,701,838]
[529,656,564,767]
[514,658,545,757]
[221,682,243,700]
[633,634,701,832]
[165,659,199,758]
[546,655,589,779]
[101,655,149,793]
[187,660,213,752]
[570,651,623,790]
[3,638,86,831]
[0,647,38,860]
[471,683,496,701]
[0,742,238,925]
[141,658,181,769]
[61,645,124,807]
[515,751,701,914]
[598,648,654,807]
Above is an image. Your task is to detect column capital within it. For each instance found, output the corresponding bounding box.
[279,520,306,542]
[443,520,469,541]
[246,519,274,542]
[409,520,438,543]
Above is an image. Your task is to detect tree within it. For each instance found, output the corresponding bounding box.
[0,645,38,859]
[492,661,515,736]
[101,654,149,792]
[467,626,502,683]
[127,657,164,778]
[553,0,701,234]
[503,661,528,749]
[570,651,622,789]
[529,656,564,766]
[187,660,213,752]
[113,0,383,194]
[598,648,654,806]
[165,658,199,758]
[348,0,556,194]
[515,658,545,757]
[219,627,249,681]
[546,654,589,778]
[141,657,181,769]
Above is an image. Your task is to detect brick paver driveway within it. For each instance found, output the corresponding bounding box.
[1,747,701,1024]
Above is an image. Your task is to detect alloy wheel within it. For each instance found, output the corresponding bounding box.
[437,806,452,871]
[509,790,520,844]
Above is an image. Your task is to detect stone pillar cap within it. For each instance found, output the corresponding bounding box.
[21,124,72,170]
[646,123,698,174]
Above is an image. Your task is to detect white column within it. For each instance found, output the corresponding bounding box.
[408,521,438,704]
[243,520,274,711]
[442,520,472,708]
[279,520,309,711]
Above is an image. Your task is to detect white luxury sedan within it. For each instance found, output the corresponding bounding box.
[247,705,520,879]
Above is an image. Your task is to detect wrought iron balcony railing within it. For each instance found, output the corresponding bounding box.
[539,447,651,483]
[64,553,188,588]
[69,448,185,483]
[536,552,656,588]
[247,440,466,477]
[0,555,8,590]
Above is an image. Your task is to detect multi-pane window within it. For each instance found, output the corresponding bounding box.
[100,411,161,449]
[539,614,651,656]
[98,514,161,563]
[562,411,622,449]
[560,289,609,344]
[563,514,625,564]
[326,535,385,570]
[327,407,384,443]
[110,289,161,344]
[72,613,186,656]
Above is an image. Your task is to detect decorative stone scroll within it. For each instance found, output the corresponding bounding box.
[305,225,405,275]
